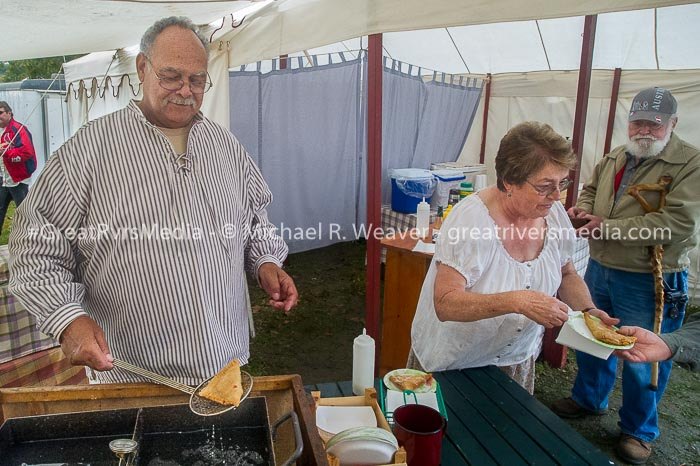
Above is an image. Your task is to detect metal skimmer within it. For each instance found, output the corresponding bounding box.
[112,358,253,416]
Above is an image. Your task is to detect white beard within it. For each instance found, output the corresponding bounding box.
[625,130,672,159]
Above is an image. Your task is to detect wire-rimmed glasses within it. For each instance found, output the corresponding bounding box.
[144,56,213,94]
[526,178,573,197]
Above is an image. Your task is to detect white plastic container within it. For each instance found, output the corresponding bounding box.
[352,328,375,396]
[473,174,488,191]
[430,169,466,209]
[416,198,430,239]
[430,162,486,185]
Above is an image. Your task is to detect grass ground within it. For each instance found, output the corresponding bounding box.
[0,202,15,245]
[248,241,699,466]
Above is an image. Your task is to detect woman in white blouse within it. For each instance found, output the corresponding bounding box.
[409,121,607,394]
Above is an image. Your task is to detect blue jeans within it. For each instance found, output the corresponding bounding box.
[0,183,29,231]
[571,259,687,442]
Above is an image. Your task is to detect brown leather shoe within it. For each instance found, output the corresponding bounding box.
[550,397,607,419]
[616,434,652,464]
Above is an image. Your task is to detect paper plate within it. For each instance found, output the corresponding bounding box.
[326,426,398,449]
[316,406,377,435]
[383,368,437,393]
[326,427,399,464]
[569,314,635,350]
[326,438,397,465]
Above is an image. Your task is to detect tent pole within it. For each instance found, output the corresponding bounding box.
[603,68,622,155]
[479,73,492,164]
[565,14,597,210]
[366,34,383,359]
[544,14,597,370]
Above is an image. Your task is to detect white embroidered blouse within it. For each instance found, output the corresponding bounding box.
[411,193,575,371]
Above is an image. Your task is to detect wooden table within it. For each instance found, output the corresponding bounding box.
[307,366,613,466]
[379,231,568,372]
[379,233,433,374]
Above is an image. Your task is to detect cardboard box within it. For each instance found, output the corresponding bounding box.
[312,388,407,466]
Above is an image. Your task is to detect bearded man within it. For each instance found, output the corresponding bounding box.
[551,87,700,464]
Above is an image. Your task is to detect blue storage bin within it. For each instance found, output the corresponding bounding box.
[390,169,434,213]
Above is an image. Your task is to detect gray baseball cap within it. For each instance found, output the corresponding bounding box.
[629,87,677,124]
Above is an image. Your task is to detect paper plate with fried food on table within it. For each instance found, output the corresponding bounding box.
[383,368,437,393]
[574,312,636,349]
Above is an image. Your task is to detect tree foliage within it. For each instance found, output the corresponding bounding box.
[0,55,84,83]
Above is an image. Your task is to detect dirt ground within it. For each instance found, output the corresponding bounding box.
[247,241,699,465]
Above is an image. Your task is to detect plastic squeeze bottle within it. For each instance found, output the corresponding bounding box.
[416,197,430,239]
[352,328,375,395]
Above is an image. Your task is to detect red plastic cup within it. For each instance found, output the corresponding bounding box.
[392,404,446,466]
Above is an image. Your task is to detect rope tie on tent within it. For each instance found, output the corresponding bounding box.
[209,14,246,43]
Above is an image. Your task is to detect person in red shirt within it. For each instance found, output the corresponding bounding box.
[0,101,37,232]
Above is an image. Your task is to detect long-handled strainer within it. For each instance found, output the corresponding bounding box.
[112,358,253,416]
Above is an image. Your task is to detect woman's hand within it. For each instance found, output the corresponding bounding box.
[513,291,569,328]
[585,308,620,327]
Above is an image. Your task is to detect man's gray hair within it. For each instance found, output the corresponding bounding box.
[140,16,209,58]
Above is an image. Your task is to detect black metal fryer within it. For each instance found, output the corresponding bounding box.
[0,397,302,466]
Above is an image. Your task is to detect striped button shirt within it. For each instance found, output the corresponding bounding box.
[8,101,288,385]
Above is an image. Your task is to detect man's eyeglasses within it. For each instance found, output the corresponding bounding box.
[526,178,573,197]
[144,56,213,95]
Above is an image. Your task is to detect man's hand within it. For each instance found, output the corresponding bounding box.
[614,326,672,363]
[513,291,569,328]
[567,206,589,218]
[59,316,113,371]
[258,263,299,313]
[576,214,603,238]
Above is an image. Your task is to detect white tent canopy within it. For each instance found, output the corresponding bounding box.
[3,0,693,62]
[59,3,700,133]
[4,0,697,65]
[0,0,262,61]
[381,6,700,74]
[221,2,700,73]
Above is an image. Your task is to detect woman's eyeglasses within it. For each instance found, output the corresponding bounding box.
[526,178,573,196]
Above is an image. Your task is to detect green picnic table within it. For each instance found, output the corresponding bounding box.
[306,366,614,465]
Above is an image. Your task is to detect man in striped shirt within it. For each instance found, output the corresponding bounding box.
[8,17,298,385]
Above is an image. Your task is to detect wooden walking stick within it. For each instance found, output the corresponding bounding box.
[627,175,672,391]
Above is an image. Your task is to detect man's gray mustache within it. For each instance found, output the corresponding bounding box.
[167,98,196,105]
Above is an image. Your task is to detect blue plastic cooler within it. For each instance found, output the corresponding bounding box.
[390,169,434,213]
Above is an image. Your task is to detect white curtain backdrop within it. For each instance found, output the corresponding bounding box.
[380,60,426,205]
[411,75,483,168]
[229,54,483,251]
[381,59,483,203]
[230,55,364,253]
